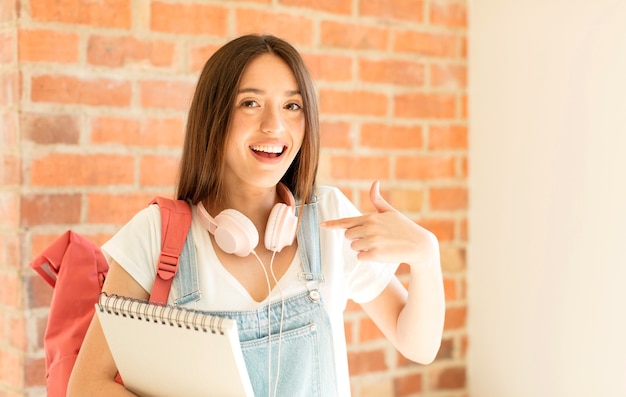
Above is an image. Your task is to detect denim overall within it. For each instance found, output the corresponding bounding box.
[169,200,339,397]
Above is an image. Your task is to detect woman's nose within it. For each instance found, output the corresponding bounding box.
[260,106,285,134]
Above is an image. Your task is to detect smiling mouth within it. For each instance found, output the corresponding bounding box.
[250,145,286,158]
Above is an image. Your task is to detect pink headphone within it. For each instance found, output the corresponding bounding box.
[195,183,298,257]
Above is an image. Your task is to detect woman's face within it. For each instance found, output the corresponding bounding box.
[222,53,305,191]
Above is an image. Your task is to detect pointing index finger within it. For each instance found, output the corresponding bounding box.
[320,216,363,230]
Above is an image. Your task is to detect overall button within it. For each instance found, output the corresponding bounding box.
[308,290,320,302]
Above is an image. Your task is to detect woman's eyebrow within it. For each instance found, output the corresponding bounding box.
[237,87,301,96]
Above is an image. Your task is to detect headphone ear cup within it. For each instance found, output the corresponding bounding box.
[213,209,259,257]
[265,203,298,252]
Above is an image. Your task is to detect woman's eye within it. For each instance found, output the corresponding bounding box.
[285,103,302,111]
[241,100,259,108]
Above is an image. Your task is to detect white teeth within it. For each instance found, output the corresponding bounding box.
[250,145,284,154]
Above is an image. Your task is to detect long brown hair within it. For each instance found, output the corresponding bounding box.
[176,34,319,206]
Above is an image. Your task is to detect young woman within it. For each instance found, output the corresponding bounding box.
[68,34,445,396]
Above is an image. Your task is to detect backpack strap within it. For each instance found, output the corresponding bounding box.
[149,197,192,305]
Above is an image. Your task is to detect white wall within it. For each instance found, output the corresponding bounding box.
[468,1,626,396]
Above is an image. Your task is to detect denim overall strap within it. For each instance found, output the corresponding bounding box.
[171,232,201,305]
[296,196,324,284]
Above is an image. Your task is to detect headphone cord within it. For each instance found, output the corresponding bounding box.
[251,251,285,397]
[251,251,273,397]
[269,250,285,397]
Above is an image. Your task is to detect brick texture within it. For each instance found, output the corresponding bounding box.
[1,1,468,396]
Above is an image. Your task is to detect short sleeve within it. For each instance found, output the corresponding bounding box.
[101,205,162,294]
[316,186,400,304]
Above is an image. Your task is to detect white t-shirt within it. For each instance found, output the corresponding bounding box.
[102,185,399,396]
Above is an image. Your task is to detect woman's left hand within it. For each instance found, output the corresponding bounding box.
[321,181,439,269]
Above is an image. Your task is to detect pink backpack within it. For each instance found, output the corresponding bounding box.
[29,197,192,397]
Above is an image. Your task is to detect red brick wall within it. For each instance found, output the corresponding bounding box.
[0,0,467,396]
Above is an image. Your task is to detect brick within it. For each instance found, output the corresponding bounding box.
[30,153,134,187]
[395,262,411,276]
[320,121,353,149]
[389,189,424,212]
[26,274,53,309]
[429,124,467,150]
[302,53,352,82]
[31,75,131,107]
[430,1,467,28]
[0,33,14,63]
[360,0,423,23]
[7,314,25,350]
[430,186,467,210]
[90,116,139,143]
[0,232,19,268]
[20,194,81,226]
[0,271,20,307]
[358,187,423,213]
[18,29,79,63]
[320,89,387,116]
[460,155,467,178]
[31,234,65,258]
[0,70,19,107]
[330,156,390,180]
[394,93,456,119]
[395,155,456,179]
[20,112,80,144]
[0,348,22,390]
[418,218,455,242]
[24,357,46,387]
[460,93,468,119]
[279,0,352,14]
[139,79,195,110]
[460,35,468,58]
[459,217,467,241]
[433,366,466,389]
[140,155,180,187]
[393,30,458,58]
[444,305,466,331]
[150,2,228,35]
[459,275,467,300]
[435,337,454,360]
[394,372,422,395]
[2,154,21,185]
[0,191,19,227]
[359,317,385,342]
[0,0,16,22]
[347,349,387,375]
[1,112,17,146]
[34,315,48,351]
[90,116,184,148]
[30,0,131,28]
[361,123,423,150]
[320,21,389,51]
[345,299,361,313]
[359,378,394,397]
[431,63,467,88]
[87,35,174,68]
[144,118,185,147]
[87,193,157,224]
[235,9,314,46]
[460,334,468,358]
[443,277,457,301]
[440,245,466,272]
[359,58,425,86]
[344,319,354,344]
[189,44,221,73]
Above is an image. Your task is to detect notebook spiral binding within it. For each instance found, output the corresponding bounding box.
[97,292,226,335]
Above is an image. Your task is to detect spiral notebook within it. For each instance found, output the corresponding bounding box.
[96,293,254,397]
